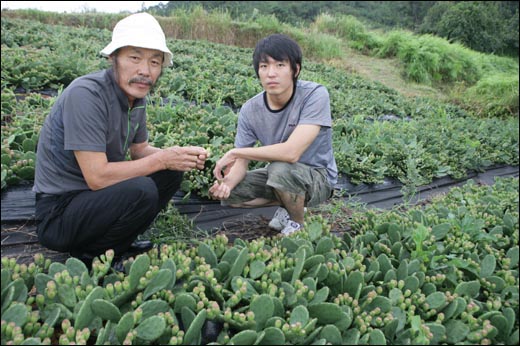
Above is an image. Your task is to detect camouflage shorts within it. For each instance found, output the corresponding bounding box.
[223,161,333,207]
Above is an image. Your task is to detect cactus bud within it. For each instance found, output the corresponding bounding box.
[66,326,75,340]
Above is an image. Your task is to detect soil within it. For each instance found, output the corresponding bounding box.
[1,207,356,266]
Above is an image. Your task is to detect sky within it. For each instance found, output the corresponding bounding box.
[0,1,168,13]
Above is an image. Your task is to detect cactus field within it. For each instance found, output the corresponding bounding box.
[1,11,519,345]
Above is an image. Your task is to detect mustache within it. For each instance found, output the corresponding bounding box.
[128,76,153,85]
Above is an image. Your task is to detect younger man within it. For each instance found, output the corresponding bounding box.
[209,34,337,235]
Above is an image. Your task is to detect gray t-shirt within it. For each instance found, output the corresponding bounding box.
[235,80,338,185]
[33,69,148,194]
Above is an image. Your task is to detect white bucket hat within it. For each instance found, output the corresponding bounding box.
[100,12,173,67]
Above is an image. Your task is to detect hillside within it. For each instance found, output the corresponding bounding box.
[1,11,518,195]
[3,7,516,118]
[326,48,444,100]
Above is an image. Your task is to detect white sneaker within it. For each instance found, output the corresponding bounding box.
[281,220,302,236]
[268,207,290,231]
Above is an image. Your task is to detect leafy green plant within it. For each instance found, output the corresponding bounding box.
[1,15,518,198]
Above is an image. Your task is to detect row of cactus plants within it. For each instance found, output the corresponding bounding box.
[1,177,518,345]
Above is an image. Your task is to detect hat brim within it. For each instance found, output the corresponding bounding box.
[100,42,173,67]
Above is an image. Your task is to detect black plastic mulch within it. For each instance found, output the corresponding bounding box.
[1,165,518,264]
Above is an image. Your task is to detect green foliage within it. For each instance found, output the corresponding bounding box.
[464,73,520,117]
[1,178,518,345]
[420,1,517,56]
[1,18,109,91]
[145,201,209,244]
[286,27,343,60]
[151,1,518,57]
[313,13,383,53]
[376,30,481,86]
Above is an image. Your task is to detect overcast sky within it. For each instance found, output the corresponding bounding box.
[0,1,167,13]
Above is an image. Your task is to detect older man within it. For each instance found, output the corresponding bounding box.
[33,13,208,268]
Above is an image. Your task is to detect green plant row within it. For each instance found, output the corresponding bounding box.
[2,92,518,198]
[332,113,519,186]
[1,177,518,344]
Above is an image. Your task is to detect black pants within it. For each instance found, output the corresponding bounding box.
[35,170,183,257]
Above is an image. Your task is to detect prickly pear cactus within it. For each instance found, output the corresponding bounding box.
[1,178,519,345]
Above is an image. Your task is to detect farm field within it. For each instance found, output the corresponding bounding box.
[1,9,519,345]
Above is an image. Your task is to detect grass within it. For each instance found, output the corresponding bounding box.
[325,47,446,101]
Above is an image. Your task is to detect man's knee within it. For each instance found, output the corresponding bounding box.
[267,161,294,176]
[124,177,159,205]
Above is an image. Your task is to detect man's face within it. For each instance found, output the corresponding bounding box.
[258,56,299,99]
[112,46,163,103]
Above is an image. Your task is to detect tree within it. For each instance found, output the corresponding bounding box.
[502,8,519,56]
[421,1,514,55]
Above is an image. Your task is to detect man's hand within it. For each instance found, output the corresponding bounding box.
[209,180,231,200]
[160,146,208,171]
[213,150,237,180]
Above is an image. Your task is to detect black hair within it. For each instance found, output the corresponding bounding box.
[253,34,302,84]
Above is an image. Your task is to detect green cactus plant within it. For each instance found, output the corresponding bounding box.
[135,315,166,342]
[250,294,274,331]
[74,286,104,330]
[183,309,207,345]
[91,298,121,322]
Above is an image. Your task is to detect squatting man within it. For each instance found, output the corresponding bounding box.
[209,34,338,236]
[32,13,209,268]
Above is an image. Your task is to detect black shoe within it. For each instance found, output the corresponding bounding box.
[129,240,154,252]
[111,244,152,273]
[111,256,127,273]
[123,240,154,259]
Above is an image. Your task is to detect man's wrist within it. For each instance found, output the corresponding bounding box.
[157,151,168,170]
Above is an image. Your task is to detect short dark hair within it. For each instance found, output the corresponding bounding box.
[253,34,302,84]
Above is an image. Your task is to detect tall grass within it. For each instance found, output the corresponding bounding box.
[310,13,518,117]
[474,53,520,75]
[312,13,382,53]
[287,28,343,60]
[364,28,518,116]
[464,73,519,117]
[376,31,480,85]
[160,6,235,45]
[2,7,518,116]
